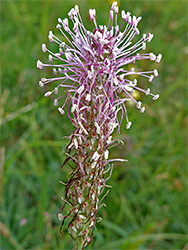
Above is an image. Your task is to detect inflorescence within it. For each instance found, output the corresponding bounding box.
[37,2,162,130]
[37,2,161,248]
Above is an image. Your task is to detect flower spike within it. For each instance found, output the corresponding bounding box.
[37,2,161,249]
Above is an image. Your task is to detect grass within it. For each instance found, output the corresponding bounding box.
[0,0,187,249]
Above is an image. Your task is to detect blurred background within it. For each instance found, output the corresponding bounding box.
[1,0,187,249]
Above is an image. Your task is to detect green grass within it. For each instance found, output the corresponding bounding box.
[0,0,187,249]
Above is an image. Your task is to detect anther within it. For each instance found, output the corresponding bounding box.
[62,18,69,32]
[149,53,156,61]
[39,81,44,87]
[142,42,146,50]
[48,31,53,43]
[37,60,43,70]
[148,33,154,42]
[132,16,137,27]
[77,85,85,94]
[71,104,78,113]
[44,91,52,97]
[58,214,64,221]
[49,55,53,62]
[152,94,159,100]
[145,88,150,95]
[133,79,137,85]
[143,33,146,41]
[54,87,58,95]
[58,18,63,24]
[126,121,132,129]
[89,9,96,20]
[136,16,142,23]
[56,24,61,29]
[42,44,47,53]
[135,28,140,35]
[58,68,63,74]
[111,2,118,10]
[149,75,154,82]
[86,93,91,101]
[156,53,162,63]
[154,69,158,77]
[110,10,114,20]
[121,10,126,20]
[54,99,58,106]
[136,101,141,109]
[140,107,145,113]
[114,6,118,14]
[58,107,65,115]
[104,150,109,160]
[74,5,79,14]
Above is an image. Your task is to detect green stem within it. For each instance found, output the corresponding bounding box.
[73,238,82,250]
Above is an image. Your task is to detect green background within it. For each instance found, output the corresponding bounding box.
[1,0,187,249]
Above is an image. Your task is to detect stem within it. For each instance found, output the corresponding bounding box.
[73,238,82,250]
[60,91,115,249]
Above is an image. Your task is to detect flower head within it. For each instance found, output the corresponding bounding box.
[37,2,161,248]
[37,2,161,130]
